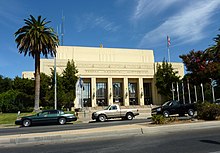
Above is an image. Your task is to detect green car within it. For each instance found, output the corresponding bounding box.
[15,110,77,127]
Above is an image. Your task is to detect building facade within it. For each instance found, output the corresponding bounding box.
[22,46,184,107]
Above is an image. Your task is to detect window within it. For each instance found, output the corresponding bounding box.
[83,82,91,107]
[96,82,107,106]
[49,110,58,114]
[129,83,138,105]
[113,83,123,105]
[110,105,117,110]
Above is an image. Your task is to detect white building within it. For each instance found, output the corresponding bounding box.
[22,46,184,107]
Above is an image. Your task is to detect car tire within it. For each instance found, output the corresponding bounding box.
[163,111,169,118]
[58,117,66,125]
[98,114,106,122]
[22,119,31,127]
[126,113,134,120]
[188,109,195,116]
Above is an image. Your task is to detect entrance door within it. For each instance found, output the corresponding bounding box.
[83,82,91,107]
[143,83,152,105]
[96,82,108,106]
[113,83,123,106]
[129,83,138,105]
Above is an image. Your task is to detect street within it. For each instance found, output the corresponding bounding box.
[0,119,148,136]
[1,126,220,153]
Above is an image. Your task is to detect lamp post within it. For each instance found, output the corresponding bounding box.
[54,53,57,110]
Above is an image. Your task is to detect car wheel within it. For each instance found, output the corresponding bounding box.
[58,117,66,125]
[98,115,106,122]
[163,111,169,118]
[188,109,195,116]
[126,113,134,120]
[22,119,31,127]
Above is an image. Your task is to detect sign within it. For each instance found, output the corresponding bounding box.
[211,80,217,87]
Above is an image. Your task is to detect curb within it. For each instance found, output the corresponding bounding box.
[1,120,220,146]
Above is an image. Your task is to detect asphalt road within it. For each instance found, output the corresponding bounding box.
[1,126,220,153]
[0,118,149,136]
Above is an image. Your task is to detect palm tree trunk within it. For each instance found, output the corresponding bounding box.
[34,52,40,112]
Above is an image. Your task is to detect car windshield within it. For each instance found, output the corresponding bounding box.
[162,101,172,106]
[104,105,111,110]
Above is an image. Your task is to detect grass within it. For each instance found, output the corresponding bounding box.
[0,111,76,127]
[0,112,35,126]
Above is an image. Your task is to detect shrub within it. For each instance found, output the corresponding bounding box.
[152,115,166,124]
[169,116,179,122]
[197,101,220,120]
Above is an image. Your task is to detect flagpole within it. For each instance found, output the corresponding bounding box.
[177,82,180,101]
[168,47,170,63]
[167,36,171,63]
[187,79,191,104]
[201,83,205,102]
[172,82,175,100]
[182,81,185,104]
[194,85,198,102]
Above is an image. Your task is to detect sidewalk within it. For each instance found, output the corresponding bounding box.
[1,120,220,146]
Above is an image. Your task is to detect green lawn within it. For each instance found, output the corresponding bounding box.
[0,112,35,126]
[0,111,77,127]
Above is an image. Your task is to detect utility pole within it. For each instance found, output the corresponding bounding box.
[54,53,57,110]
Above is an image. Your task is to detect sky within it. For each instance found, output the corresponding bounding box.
[0,0,220,78]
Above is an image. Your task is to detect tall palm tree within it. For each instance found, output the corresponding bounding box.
[15,15,59,112]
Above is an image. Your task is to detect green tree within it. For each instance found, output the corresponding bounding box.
[15,15,59,112]
[62,60,78,108]
[44,69,66,109]
[180,30,220,101]
[13,77,34,95]
[40,73,51,108]
[0,75,12,94]
[155,61,180,101]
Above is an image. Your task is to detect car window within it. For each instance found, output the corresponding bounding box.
[172,101,180,106]
[41,111,49,115]
[110,106,117,110]
[49,110,58,114]
[60,111,64,114]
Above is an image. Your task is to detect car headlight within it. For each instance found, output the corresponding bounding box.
[156,108,161,112]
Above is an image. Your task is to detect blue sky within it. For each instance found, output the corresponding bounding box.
[0,0,220,78]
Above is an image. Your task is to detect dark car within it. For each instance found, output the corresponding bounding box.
[215,99,220,104]
[15,110,77,127]
[151,100,196,118]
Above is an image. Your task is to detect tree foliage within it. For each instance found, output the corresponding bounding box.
[62,60,78,108]
[155,61,180,100]
[180,30,220,85]
[0,75,12,94]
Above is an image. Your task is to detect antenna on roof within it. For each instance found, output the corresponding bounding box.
[61,11,65,46]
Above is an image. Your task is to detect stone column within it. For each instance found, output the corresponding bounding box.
[91,77,97,107]
[139,77,144,106]
[123,77,129,106]
[108,77,113,105]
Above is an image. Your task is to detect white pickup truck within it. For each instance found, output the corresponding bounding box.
[92,104,139,122]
